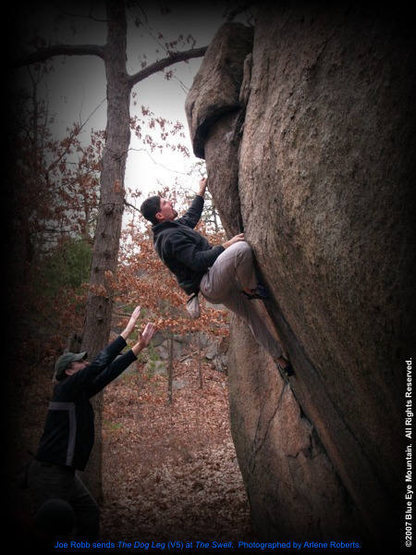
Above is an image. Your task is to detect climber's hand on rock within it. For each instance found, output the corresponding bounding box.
[223,233,245,249]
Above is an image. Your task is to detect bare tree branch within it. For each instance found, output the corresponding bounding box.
[59,7,108,24]
[11,43,207,92]
[128,46,207,88]
[124,199,140,212]
[11,44,106,68]
[46,98,106,174]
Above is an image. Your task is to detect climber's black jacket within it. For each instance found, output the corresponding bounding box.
[152,195,225,295]
[36,336,136,471]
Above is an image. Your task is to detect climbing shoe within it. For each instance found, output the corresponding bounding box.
[276,358,294,377]
[242,284,270,300]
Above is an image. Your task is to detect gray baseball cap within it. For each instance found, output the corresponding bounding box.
[54,351,87,380]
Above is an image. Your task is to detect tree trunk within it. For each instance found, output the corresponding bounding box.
[11,0,209,506]
[81,0,130,500]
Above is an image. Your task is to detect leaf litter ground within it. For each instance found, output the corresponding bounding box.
[100,353,252,542]
[8,346,253,543]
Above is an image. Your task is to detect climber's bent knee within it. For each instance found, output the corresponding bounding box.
[235,240,252,253]
[227,240,253,260]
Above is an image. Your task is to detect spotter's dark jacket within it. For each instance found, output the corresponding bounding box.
[36,336,136,471]
[152,195,225,295]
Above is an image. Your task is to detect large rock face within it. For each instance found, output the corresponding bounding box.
[186,22,253,237]
[186,4,415,548]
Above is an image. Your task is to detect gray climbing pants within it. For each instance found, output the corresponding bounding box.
[199,241,283,359]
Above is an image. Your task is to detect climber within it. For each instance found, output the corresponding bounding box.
[140,178,292,375]
[26,306,156,540]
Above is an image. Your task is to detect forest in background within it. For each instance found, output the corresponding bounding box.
[5,138,252,535]
[4,1,256,542]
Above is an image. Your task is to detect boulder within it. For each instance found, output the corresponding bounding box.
[186,4,416,549]
[228,315,361,540]
[185,22,253,159]
[186,22,253,237]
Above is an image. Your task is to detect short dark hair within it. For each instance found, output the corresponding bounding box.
[140,195,161,225]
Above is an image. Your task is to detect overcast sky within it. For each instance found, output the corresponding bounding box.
[13,1,234,204]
